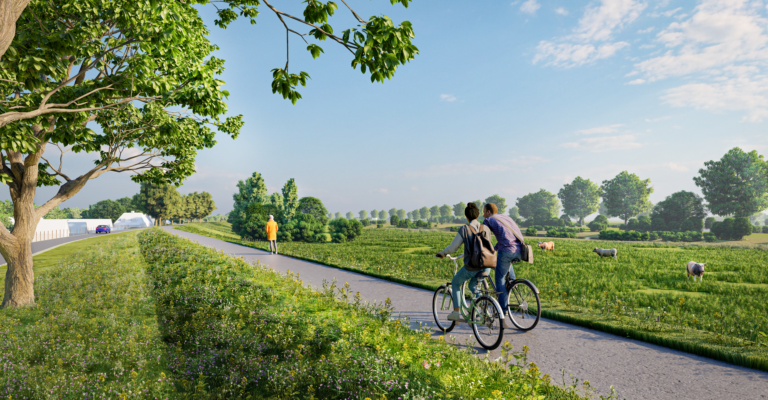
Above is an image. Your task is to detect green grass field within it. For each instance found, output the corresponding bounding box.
[0,230,140,289]
[178,222,768,372]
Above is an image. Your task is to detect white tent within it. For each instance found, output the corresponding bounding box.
[30,218,113,242]
[114,211,154,229]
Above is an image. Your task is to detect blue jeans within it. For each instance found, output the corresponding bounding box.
[495,251,521,313]
[451,266,491,309]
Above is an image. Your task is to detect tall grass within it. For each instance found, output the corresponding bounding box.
[178,222,768,372]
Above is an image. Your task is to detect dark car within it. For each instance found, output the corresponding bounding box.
[95,225,111,234]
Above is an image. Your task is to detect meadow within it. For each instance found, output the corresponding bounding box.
[178,222,768,372]
[0,228,601,399]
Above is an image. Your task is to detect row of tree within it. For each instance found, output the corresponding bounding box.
[344,147,767,232]
[228,173,363,243]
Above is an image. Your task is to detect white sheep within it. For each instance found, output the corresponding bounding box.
[592,247,617,260]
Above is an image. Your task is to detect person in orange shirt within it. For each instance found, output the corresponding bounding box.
[266,215,279,255]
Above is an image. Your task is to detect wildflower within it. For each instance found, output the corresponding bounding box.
[421,361,430,369]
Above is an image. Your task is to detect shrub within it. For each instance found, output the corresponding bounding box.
[732,217,753,240]
[715,218,735,240]
[763,226,768,233]
[594,215,608,224]
[525,227,538,236]
[651,217,667,232]
[588,221,607,232]
[648,232,659,240]
[637,215,652,232]
[680,217,704,232]
[705,217,716,229]
[329,218,364,242]
[704,232,718,242]
[626,218,639,231]
[390,215,399,226]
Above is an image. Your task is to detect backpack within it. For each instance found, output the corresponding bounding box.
[495,218,534,264]
[465,224,497,270]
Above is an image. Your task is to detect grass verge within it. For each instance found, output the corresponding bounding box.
[175,222,768,373]
[141,228,602,399]
[0,231,173,398]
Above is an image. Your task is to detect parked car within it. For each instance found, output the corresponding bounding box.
[95,225,111,234]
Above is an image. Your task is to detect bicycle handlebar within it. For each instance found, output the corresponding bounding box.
[445,254,464,261]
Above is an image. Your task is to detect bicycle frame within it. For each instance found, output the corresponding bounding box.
[441,255,505,324]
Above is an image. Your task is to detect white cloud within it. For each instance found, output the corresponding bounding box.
[576,123,625,134]
[627,0,768,121]
[533,41,629,67]
[440,94,457,102]
[570,0,647,42]
[644,116,671,122]
[637,26,655,33]
[628,78,646,84]
[555,7,569,16]
[520,0,541,14]
[666,162,689,171]
[560,134,644,152]
[404,162,513,178]
[370,188,389,194]
[533,0,646,67]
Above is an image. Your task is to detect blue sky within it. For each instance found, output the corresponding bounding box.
[14,0,768,217]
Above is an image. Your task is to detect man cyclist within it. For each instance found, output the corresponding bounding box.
[435,202,492,322]
[482,202,524,329]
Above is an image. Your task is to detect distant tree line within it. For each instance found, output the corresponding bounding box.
[336,147,768,239]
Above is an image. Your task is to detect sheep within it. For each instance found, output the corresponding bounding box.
[592,247,617,260]
[538,241,555,251]
[686,261,706,282]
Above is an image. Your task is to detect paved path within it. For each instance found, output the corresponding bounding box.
[0,229,146,266]
[164,227,768,400]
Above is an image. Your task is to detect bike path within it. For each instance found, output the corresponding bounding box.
[163,227,768,400]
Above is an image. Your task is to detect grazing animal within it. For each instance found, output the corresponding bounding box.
[686,261,706,282]
[538,241,555,251]
[592,247,618,260]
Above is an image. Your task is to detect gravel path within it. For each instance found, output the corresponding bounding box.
[163,227,768,400]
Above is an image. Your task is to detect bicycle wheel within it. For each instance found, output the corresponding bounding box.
[506,280,541,331]
[471,296,504,350]
[432,285,456,333]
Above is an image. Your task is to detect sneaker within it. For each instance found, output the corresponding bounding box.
[502,316,515,329]
[447,311,464,322]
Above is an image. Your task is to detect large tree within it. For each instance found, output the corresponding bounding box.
[484,194,507,214]
[693,147,768,217]
[601,171,654,226]
[133,183,182,225]
[516,189,560,221]
[397,209,406,220]
[298,197,329,224]
[0,0,418,308]
[439,204,452,218]
[185,191,216,222]
[228,172,269,233]
[82,199,124,222]
[453,202,466,218]
[388,208,397,220]
[419,206,430,220]
[558,176,601,226]
[412,209,421,221]
[346,211,354,220]
[359,210,368,220]
[430,205,440,220]
[651,191,706,226]
[378,209,387,220]
[370,209,378,220]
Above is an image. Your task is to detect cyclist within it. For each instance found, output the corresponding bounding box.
[435,202,492,322]
[482,203,523,328]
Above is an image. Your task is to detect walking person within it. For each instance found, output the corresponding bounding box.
[482,203,524,329]
[266,215,278,255]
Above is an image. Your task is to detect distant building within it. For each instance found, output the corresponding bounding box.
[30,218,114,242]
[114,211,154,229]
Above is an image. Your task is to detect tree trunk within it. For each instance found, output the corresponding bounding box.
[0,1,31,61]
[1,237,34,307]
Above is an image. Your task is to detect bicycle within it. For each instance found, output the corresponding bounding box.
[461,266,542,331]
[432,255,506,350]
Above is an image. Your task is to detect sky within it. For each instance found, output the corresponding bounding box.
[9,0,768,217]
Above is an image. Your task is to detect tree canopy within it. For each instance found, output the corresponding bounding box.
[516,189,560,221]
[600,171,653,225]
[82,199,125,222]
[484,194,507,214]
[297,197,329,225]
[452,202,466,218]
[694,147,768,217]
[651,191,706,226]
[132,183,182,223]
[558,176,600,226]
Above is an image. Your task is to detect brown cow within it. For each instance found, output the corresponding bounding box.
[538,241,554,251]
